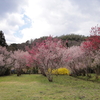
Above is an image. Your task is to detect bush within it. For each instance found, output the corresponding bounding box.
[52,68,70,75]
[0,67,11,76]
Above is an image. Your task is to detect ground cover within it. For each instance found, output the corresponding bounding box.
[0,74,100,100]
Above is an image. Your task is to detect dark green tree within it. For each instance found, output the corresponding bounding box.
[0,31,7,47]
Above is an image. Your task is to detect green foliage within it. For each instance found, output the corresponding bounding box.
[52,68,70,75]
[58,34,87,47]
[59,34,86,41]
[32,67,38,74]
[0,31,7,47]
[0,68,11,76]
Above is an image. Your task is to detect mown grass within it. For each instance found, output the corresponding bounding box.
[0,74,100,100]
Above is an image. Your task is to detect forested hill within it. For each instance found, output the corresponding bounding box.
[58,34,87,47]
[7,34,87,51]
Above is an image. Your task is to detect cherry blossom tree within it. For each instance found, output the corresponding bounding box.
[90,24,100,35]
[82,25,100,51]
[80,25,100,78]
[91,49,100,79]
[0,46,13,76]
[66,46,87,76]
[11,50,30,76]
[27,36,69,82]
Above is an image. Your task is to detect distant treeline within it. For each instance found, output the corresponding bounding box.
[7,34,87,51]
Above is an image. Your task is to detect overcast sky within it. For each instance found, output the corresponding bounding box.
[0,0,100,44]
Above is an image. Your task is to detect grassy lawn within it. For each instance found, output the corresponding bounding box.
[0,74,100,100]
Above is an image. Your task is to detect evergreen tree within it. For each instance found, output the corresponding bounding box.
[0,31,7,47]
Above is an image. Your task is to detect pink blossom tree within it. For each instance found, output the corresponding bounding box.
[91,49,100,79]
[0,46,13,76]
[66,45,94,77]
[82,25,100,52]
[11,50,30,76]
[80,25,100,78]
[66,46,87,76]
[27,36,69,82]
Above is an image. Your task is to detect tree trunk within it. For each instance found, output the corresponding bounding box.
[40,68,46,77]
[95,66,100,80]
[16,68,21,76]
[85,67,91,78]
[47,74,53,82]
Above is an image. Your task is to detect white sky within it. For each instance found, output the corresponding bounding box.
[0,0,100,44]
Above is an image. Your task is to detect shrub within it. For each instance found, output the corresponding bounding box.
[52,68,70,75]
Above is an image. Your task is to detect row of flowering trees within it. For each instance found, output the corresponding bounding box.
[0,46,30,76]
[0,25,100,81]
[26,24,100,81]
[67,25,100,79]
[0,36,69,82]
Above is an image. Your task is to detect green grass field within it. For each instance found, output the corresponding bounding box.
[0,74,100,100]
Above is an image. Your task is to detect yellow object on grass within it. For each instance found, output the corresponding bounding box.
[52,68,70,75]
